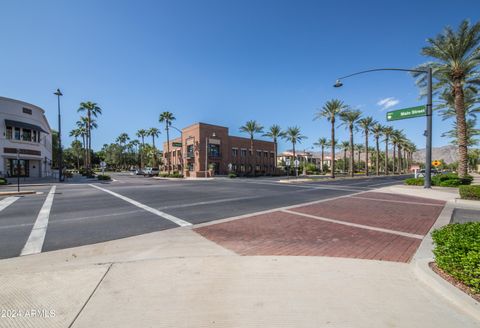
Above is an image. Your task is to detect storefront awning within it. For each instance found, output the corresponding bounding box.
[5,119,49,134]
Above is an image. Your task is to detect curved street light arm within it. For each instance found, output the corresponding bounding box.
[337,68,428,81]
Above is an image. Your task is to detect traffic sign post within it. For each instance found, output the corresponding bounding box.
[432,160,441,167]
[386,105,426,121]
[294,159,299,178]
[100,161,107,175]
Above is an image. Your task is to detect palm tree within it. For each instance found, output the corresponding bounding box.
[116,133,130,170]
[313,137,328,173]
[314,99,346,178]
[414,20,480,178]
[136,129,148,170]
[148,127,161,167]
[358,116,376,176]
[78,101,102,168]
[355,144,365,170]
[69,128,82,170]
[371,123,384,175]
[382,126,394,175]
[390,130,405,174]
[263,125,284,171]
[239,120,264,176]
[282,127,307,177]
[159,111,176,174]
[340,110,362,177]
[340,141,350,173]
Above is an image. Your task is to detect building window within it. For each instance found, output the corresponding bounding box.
[22,107,33,115]
[208,144,221,157]
[188,162,195,171]
[232,164,237,171]
[232,148,238,157]
[255,164,260,171]
[264,151,268,158]
[249,150,252,156]
[22,129,32,142]
[248,164,252,172]
[6,126,13,139]
[270,152,275,158]
[240,164,245,172]
[256,150,262,157]
[14,127,21,140]
[187,145,194,158]
[241,149,247,157]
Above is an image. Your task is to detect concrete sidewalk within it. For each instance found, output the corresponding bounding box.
[0,186,479,327]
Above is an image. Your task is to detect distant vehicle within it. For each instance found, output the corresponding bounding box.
[134,169,144,175]
[416,169,439,177]
[143,167,159,176]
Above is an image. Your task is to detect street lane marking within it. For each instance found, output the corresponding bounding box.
[20,186,56,256]
[0,196,20,212]
[89,184,192,227]
[157,195,261,210]
[193,189,366,228]
[349,196,444,207]
[367,180,403,187]
[281,209,424,240]
[229,179,365,192]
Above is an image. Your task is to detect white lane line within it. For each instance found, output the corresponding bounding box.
[20,186,56,256]
[367,180,402,187]
[89,184,192,227]
[232,179,365,192]
[349,196,444,207]
[282,209,424,240]
[0,196,20,212]
[193,189,368,229]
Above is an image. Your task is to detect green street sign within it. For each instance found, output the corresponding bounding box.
[386,105,426,121]
[172,142,182,147]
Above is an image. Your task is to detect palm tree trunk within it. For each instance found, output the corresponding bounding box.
[331,121,335,178]
[365,132,369,176]
[251,136,255,176]
[152,136,157,168]
[385,137,389,175]
[292,142,296,177]
[87,111,91,169]
[140,137,144,170]
[166,124,170,175]
[321,146,324,173]
[349,126,354,178]
[343,149,347,173]
[397,145,402,174]
[454,81,468,177]
[375,136,379,175]
[392,143,396,174]
[273,139,277,170]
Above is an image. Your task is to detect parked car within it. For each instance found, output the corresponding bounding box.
[134,169,144,175]
[143,167,159,176]
[416,169,439,177]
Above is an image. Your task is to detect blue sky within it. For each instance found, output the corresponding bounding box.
[1,0,478,152]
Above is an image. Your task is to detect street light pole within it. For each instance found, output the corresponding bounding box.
[334,67,433,188]
[54,89,63,182]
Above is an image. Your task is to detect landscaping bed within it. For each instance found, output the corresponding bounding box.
[429,262,480,302]
[431,222,480,299]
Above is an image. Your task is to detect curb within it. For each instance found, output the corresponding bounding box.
[454,198,480,209]
[278,174,410,184]
[0,191,37,196]
[412,200,480,321]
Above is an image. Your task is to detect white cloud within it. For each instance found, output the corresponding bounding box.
[377,97,399,111]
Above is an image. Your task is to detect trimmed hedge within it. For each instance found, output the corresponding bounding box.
[228,173,237,178]
[459,185,480,201]
[405,174,473,188]
[97,174,111,181]
[405,177,424,186]
[0,178,7,185]
[432,222,480,293]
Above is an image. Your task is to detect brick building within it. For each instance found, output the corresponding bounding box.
[162,123,276,177]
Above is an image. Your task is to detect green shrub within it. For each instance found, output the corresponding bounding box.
[0,178,7,185]
[169,173,184,178]
[228,172,237,178]
[405,177,424,186]
[439,179,462,187]
[459,185,480,200]
[432,222,480,293]
[97,174,111,181]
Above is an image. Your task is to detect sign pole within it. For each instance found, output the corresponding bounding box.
[16,149,20,193]
[425,68,433,189]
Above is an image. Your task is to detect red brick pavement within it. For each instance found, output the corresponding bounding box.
[290,195,444,235]
[195,211,422,263]
[194,193,445,263]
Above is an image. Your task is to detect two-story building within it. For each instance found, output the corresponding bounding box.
[0,96,52,178]
[162,123,276,177]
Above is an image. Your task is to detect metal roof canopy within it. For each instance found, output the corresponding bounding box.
[5,119,49,134]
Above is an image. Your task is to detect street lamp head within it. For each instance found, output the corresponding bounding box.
[54,89,63,96]
[333,79,343,88]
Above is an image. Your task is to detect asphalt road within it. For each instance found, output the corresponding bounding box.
[0,174,408,259]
